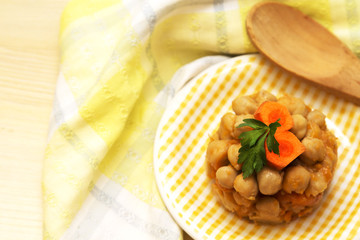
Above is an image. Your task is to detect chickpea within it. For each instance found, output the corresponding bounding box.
[307,110,326,129]
[206,140,235,170]
[216,166,238,189]
[300,137,326,165]
[305,121,322,139]
[233,114,253,139]
[218,112,235,140]
[257,167,283,195]
[250,198,282,223]
[278,95,310,117]
[255,197,280,216]
[228,144,242,170]
[232,96,257,115]
[282,165,311,194]
[291,114,307,140]
[254,90,277,103]
[234,173,258,200]
[305,171,328,197]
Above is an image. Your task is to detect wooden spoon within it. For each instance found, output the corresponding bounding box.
[246,2,360,105]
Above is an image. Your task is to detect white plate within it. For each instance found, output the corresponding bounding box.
[154,54,360,240]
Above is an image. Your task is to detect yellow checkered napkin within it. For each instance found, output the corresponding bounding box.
[43,0,360,239]
[154,54,360,239]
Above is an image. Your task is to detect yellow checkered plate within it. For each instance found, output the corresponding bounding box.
[153,54,360,240]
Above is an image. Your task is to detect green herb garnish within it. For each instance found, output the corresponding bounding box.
[237,118,281,178]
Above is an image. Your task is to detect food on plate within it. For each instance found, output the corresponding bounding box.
[206,91,337,224]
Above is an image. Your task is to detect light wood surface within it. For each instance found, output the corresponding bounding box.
[0,0,69,239]
[0,1,194,240]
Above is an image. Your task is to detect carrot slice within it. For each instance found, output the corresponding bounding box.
[265,131,305,170]
[254,101,293,132]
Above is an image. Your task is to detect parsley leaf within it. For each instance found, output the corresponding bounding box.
[239,128,268,147]
[267,119,281,154]
[237,118,267,129]
[237,118,281,178]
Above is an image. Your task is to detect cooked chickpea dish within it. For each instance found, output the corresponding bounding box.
[206,91,337,224]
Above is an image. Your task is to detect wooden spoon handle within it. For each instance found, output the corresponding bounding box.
[328,56,360,104]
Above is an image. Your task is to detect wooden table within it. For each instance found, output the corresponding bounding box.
[0,1,69,239]
[0,1,194,239]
